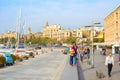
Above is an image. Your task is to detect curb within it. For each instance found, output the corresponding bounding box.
[53,54,69,80]
[77,60,85,80]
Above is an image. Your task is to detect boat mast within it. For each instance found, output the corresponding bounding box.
[16,8,22,49]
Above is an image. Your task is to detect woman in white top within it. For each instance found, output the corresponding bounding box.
[105,53,114,77]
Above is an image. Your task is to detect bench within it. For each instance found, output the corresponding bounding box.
[96,69,104,78]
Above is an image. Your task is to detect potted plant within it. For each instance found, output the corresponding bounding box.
[23,56,29,60]
[15,55,23,62]
[0,56,6,67]
[29,52,34,58]
[11,54,16,64]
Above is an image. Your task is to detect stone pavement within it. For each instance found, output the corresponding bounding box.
[60,58,78,80]
[81,50,120,80]
[0,48,68,80]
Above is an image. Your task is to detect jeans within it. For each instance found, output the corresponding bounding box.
[69,55,73,65]
[108,63,113,76]
[69,54,77,65]
[73,54,77,65]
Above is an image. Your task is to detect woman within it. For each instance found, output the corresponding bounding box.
[105,53,114,77]
[80,50,84,63]
[69,42,75,66]
[73,43,78,66]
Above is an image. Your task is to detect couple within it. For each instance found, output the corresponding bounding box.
[69,42,78,67]
[80,47,90,63]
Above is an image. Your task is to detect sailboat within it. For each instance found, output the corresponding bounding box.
[13,8,29,57]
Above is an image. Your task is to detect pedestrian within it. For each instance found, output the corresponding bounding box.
[102,48,106,55]
[105,53,114,77]
[73,43,78,66]
[83,47,87,59]
[118,50,120,66]
[69,42,75,66]
[80,51,84,63]
[87,47,90,59]
[99,47,102,55]
[119,54,120,66]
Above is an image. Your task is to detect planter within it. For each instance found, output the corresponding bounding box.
[23,56,29,60]
[29,52,35,58]
[15,55,23,62]
[11,54,16,64]
[0,56,6,68]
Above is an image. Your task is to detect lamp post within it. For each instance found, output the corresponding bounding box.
[91,22,101,68]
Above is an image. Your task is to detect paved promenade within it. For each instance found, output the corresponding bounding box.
[60,59,78,80]
[0,48,68,80]
[2,48,120,80]
[81,50,120,80]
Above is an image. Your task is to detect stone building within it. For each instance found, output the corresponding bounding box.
[42,22,103,42]
[26,26,43,39]
[104,6,120,54]
[27,27,31,34]
[43,22,72,41]
[0,31,17,39]
[104,6,120,43]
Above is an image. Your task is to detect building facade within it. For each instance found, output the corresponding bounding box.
[43,22,73,41]
[0,22,103,43]
[42,22,103,42]
[0,31,17,39]
[104,6,120,44]
[27,27,31,34]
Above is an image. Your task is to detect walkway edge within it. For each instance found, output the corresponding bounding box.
[77,60,85,80]
[53,54,69,80]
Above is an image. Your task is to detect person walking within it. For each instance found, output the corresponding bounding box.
[87,47,90,59]
[118,50,120,66]
[83,47,87,59]
[105,53,114,77]
[80,50,84,63]
[99,47,102,55]
[69,42,75,66]
[73,43,78,66]
[119,54,120,66]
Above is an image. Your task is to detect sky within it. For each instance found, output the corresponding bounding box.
[0,0,120,34]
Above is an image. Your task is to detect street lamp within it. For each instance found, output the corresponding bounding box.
[91,22,101,68]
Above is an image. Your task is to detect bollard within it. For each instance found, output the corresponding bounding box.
[96,69,104,78]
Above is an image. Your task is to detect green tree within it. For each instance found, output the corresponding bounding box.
[10,37,16,44]
[94,38,104,42]
[4,37,8,43]
[41,37,52,44]
[65,36,77,43]
[0,38,4,43]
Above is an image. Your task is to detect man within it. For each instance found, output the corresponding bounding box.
[105,53,114,77]
[87,47,90,59]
